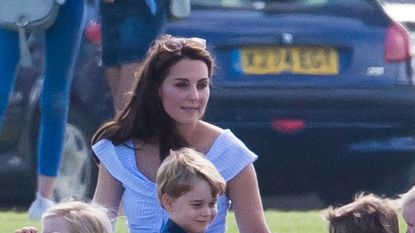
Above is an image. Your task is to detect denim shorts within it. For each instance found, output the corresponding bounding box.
[100,1,167,67]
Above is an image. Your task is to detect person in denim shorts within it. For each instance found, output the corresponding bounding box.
[0,0,85,220]
[100,0,168,115]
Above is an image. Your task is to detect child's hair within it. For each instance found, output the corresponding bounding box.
[400,185,415,214]
[321,193,399,233]
[156,147,226,201]
[42,201,112,233]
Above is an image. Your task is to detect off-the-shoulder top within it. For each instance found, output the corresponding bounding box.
[92,129,258,233]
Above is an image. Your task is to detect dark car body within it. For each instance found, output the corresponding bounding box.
[1,0,415,206]
[166,0,415,203]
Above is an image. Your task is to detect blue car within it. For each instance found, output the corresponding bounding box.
[1,0,414,206]
[167,0,415,203]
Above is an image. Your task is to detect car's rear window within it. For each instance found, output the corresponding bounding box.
[382,0,415,3]
[192,0,388,26]
[192,0,378,10]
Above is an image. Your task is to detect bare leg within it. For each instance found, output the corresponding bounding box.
[105,67,121,112]
[28,175,56,220]
[37,175,56,199]
[114,62,142,115]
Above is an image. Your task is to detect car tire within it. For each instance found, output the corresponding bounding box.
[53,105,98,202]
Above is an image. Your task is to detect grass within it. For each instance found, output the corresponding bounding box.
[0,209,408,233]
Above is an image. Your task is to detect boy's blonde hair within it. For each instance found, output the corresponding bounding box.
[42,201,112,233]
[156,147,226,201]
[322,193,399,233]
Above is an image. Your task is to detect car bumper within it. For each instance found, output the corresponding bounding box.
[206,86,415,195]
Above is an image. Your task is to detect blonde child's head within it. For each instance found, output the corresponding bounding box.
[41,201,112,233]
[156,147,226,200]
[156,147,226,233]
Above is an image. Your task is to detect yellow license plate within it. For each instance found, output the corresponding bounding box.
[241,46,339,75]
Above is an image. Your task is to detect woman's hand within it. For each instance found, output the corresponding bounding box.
[15,226,38,233]
[228,164,272,233]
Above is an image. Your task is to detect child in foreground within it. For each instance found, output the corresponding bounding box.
[15,201,112,233]
[321,193,399,233]
[156,147,226,233]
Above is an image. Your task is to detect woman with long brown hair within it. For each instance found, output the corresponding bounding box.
[91,34,271,233]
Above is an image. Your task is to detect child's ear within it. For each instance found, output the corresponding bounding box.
[161,194,174,211]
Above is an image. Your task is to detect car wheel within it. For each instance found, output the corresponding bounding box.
[53,108,97,202]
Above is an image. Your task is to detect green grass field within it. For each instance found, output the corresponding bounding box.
[0,209,408,233]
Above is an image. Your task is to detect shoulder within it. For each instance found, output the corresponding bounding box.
[198,121,251,154]
[92,138,126,153]
[92,138,114,155]
[213,131,254,156]
[204,129,258,182]
[92,138,133,161]
[192,121,223,153]
[199,121,224,136]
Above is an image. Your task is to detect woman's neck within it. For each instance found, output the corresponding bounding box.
[177,121,201,143]
[177,121,219,154]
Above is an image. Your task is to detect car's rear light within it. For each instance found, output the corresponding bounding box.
[384,23,411,62]
[272,118,305,134]
[85,20,101,45]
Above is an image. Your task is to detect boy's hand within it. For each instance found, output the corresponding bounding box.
[15,226,38,233]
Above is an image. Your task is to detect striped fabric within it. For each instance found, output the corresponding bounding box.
[92,129,258,233]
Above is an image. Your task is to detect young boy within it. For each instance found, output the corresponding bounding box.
[400,186,415,233]
[15,201,112,233]
[321,193,399,233]
[156,147,226,233]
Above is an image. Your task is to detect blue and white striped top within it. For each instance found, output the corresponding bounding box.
[92,129,258,233]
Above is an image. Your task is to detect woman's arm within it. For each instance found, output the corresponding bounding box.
[92,164,124,227]
[228,164,271,233]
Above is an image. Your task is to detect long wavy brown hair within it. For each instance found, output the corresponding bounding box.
[92,35,215,161]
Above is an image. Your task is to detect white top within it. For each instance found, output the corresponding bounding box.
[92,129,258,233]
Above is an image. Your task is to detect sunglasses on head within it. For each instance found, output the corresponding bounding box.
[160,35,206,53]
